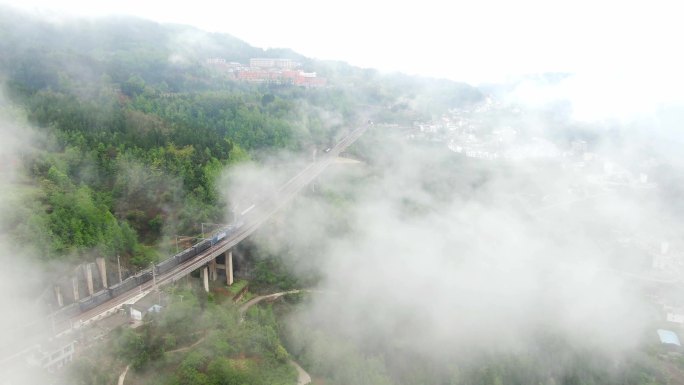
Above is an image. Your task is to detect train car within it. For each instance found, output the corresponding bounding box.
[136,269,153,285]
[156,255,180,275]
[194,239,211,254]
[177,247,196,264]
[108,276,139,298]
[78,289,112,312]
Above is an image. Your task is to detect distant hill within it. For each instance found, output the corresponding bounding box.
[0,5,482,112]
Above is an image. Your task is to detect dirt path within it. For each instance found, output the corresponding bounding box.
[117,364,130,385]
[165,334,206,354]
[238,289,312,385]
[117,290,313,385]
[290,359,312,385]
[238,290,302,317]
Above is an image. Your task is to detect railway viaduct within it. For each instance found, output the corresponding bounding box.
[54,124,368,332]
[0,124,367,374]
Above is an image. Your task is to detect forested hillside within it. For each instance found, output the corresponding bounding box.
[0,6,481,272]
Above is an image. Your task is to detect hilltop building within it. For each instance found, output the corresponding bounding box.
[236,68,325,86]
[249,58,299,69]
[206,57,325,87]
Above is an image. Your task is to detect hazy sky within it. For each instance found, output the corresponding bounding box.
[2,0,683,84]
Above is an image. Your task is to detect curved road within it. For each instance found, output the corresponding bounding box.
[238,290,302,317]
[239,290,312,385]
[117,286,310,385]
[117,365,130,385]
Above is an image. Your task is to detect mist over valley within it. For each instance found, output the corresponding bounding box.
[0,4,683,385]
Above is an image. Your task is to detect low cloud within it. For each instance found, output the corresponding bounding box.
[231,90,678,382]
[0,90,53,384]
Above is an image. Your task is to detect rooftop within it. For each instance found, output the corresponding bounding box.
[657,329,681,346]
[131,291,164,312]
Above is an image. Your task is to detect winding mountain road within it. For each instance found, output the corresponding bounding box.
[238,290,312,385]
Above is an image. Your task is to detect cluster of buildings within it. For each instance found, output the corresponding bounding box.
[653,287,683,354]
[651,241,684,280]
[411,99,562,161]
[27,291,165,373]
[433,102,655,191]
[26,339,76,373]
[648,241,684,332]
[447,132,561,161]
[425,98,684,355]
[206,57,326,87]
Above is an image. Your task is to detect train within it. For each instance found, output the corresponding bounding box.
[72,222,244,314]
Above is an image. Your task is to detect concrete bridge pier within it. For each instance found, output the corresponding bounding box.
[85,263,94,296]
[202,266,209,292]
[96,257,107,288]
[227,251,233,286]
[209,259,217,281]
[214,250,234,286]
[72,277,80,301]
[54,285,63,307]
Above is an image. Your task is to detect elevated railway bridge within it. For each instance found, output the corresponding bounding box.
[62,123,368,332]
[0,124,367,371]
